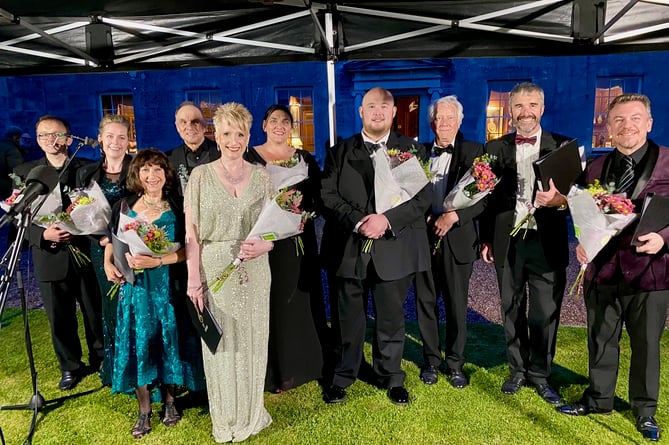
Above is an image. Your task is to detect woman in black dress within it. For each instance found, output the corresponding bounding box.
[76,114,133,386]
[245,104,328,392]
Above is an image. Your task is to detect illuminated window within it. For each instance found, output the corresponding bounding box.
[185,90,222,139]
[276,88,314,152]
[485,81,523,142]
[592,77,641,149]
[100,93,137,152]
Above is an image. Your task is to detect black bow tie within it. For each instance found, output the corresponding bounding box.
[364,142,382,154]
[515,134,537,145]
[433,144,453,156]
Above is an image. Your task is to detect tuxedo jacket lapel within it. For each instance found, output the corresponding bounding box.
[632,141,659,200]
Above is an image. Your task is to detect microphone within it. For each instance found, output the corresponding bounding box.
[0,165,60,226]
[57,133,99,148]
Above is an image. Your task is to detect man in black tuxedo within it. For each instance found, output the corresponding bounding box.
[414,96,485,388]
[166,101,219,195]
[321,87,431,406]
[14,115,103,391]
[557,94,669,442]
[479,82,571,406]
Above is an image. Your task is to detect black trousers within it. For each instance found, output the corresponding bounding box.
[497,233,566,384]
[432,247,474,371]
[413,270,441,367]
[331,265,412,389]
[38,269,104,372]
[581,281,669,416]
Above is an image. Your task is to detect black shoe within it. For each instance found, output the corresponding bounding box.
[501,375,525,395]
[58,370,82,391]
[324,385,346,404]
[556,402,612,416]
[446,369,469,389]
[637,416,661,441]
[534,383,561,405]
[387,386,409,406]
[419,365,438,385]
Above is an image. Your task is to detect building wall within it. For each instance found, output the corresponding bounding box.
[1,52,668,165]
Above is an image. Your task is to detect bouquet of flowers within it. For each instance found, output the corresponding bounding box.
[36,182,111,236]
[32,182,112,267]
[265,152,309,190]
[208,187,314,292]
[1,173,24,211]
[443,153,499,211]
[1,173,62,218]
[567,179,637,296]
[117,215,181,258]
[107,214,181,298]
[363,146,430,253]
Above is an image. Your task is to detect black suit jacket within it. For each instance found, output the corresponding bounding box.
[14,157,94,282]
[321,131,431,280]
[424,137,485,263]
[479,131,571,270]
[166,138,220,196]
[166,138,219,174]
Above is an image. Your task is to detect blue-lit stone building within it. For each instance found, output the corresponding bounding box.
[1,51,668,165]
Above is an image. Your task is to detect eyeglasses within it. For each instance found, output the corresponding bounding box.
[37,132,65,140]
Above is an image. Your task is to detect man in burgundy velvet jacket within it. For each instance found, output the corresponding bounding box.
[557,93,669,442]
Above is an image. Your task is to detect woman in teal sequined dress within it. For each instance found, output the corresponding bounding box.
[104,149,205,440]
[76,114,133,387]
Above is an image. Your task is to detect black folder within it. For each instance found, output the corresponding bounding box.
[186,299,223,353]
[630,193,669,247]
[532,139,582,195]
[111,233,134,285]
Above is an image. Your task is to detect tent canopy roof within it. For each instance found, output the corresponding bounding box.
[2,1,669,74]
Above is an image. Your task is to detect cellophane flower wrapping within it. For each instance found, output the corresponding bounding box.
[265,153,309,190]
[117,212,181,256]
[566,182,637,296]
[35,182,111,236]
[1,177,62,220]
[372,148,429,214]
[209,188,313,292]
[443,154,499,211]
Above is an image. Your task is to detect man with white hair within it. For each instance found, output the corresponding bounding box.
[414,95,484,389]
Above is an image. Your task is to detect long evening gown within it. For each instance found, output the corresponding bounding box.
[91,174,124,386]
[185,163,272,443]
[244,147,327,392]
[112,209,203,398]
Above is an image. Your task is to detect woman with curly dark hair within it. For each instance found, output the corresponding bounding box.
[104,148,204,439]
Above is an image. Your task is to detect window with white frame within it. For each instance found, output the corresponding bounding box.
[592,77,642,149]
[276,88,314,152]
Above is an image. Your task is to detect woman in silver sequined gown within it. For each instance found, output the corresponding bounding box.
[185,102,274,443]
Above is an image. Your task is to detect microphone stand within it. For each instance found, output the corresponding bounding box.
[0,210,48,445]
[0,140,88,445]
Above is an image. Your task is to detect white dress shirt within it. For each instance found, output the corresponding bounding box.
[429,141,454,214]
[513,129,541,230]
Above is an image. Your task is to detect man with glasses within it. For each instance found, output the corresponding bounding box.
[166,101,220,195]
[14,115,103,391]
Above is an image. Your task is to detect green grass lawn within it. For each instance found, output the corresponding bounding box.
[0,308,667,445]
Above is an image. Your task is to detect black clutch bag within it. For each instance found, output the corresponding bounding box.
[186,298,223,353]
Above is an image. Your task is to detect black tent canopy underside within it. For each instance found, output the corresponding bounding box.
[1,1,669,74]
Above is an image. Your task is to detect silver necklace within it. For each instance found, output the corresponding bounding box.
[142,195,168,211]
[220,161,245,185]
